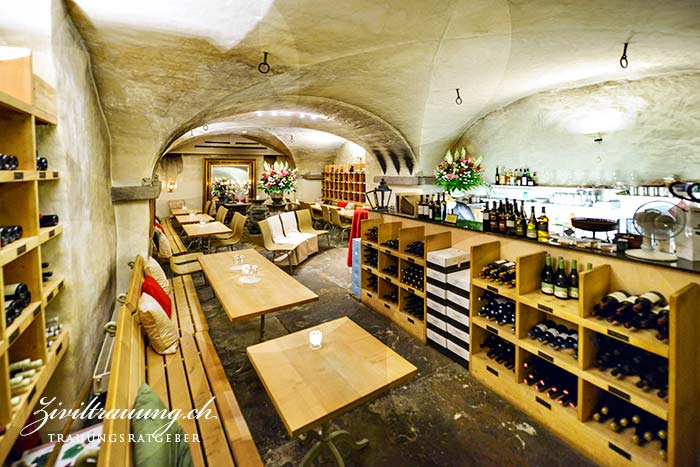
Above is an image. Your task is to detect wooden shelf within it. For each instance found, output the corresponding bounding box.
[582,317,668,358]
[39,224,62,244]
[0,236,38,267]
[0,329,68,462]
[322,164,366,203]
[0,88,57,125]
[472,315,518,345]
[0,171,35,183]
[519,290,581,324]
[398,281,425,298]
[519,338,581,377]
[4,302,41,349]
[584,420,668,467]
[471,277,518,300]
[37,170,60,181]
[42,277,64,305]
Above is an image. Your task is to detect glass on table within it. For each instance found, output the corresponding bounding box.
[230,254,246,271]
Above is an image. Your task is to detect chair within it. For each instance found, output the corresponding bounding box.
[208,197,219,216]
[300,201,323,226]
[215,205,229,223]
[210,213,247,252]
[330,208,352,244]
[203,200,212,216]
[296,209,331,248]
[258,218,297,272]
[321,204,333,231]
[168,255,207,288]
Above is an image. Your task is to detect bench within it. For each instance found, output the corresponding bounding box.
[162,217,188,255]
[97,256,263,467]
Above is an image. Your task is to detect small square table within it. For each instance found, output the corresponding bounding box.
[182,221,231,238]
[247,317,417,466]
[171,207,201,216]
[175,213,214,225]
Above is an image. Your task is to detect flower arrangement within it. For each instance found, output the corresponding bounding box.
[258,161,297,195]
[434,147,485,193]
[212,177,249,201]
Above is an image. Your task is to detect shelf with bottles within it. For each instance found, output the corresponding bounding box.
[517,251,581,321]
[519,311,581,377]
[470,289,517,344]
[378,250,399,284]
[2,248,43,348]
[38,223,62,244]
[42,276,64,306]
[519,351,579,414]
[493,166,538,187]
[321,164,366,203]
[399,259,425,296]
[471,328,516,374]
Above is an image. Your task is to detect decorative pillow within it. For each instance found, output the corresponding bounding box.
[142,276,172,318]
[157,232,173,259]
[145,257,170,294]
[138,293,178,354]
[154,222,165,235]
[337,201,348,208]
[131,383,193,467]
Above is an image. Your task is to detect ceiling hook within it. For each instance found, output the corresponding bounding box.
[619,42,629,69]
[258,51,271,74]
[455,88,463,105]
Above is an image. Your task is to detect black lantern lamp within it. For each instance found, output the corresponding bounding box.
[365,178,393,211]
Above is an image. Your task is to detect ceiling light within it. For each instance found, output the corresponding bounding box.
[271,111,278,117]
[242,129,248,134]
[256,111,263,117]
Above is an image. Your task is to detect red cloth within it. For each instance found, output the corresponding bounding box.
[347,208,369,267]
[337,201,348,208]
[154,222,165,234]
[142,276,172,318]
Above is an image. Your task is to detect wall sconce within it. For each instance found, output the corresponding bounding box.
[166,180,178,192]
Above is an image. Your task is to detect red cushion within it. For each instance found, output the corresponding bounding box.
[142,276,172,318]
[154,222,165,234]
[337,201,348,208]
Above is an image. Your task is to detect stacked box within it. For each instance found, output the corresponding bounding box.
[351,238,361,297]
[426,248,470,367]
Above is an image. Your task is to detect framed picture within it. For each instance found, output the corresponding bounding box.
[203,158,256,207]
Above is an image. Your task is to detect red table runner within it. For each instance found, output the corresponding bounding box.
[347,208,369,267]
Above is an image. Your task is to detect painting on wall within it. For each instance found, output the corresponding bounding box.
[203,158,256,207]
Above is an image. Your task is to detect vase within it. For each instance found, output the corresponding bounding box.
[449,189,467,199]
[270,194,285,205]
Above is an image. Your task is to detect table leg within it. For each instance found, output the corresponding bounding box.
[259,315,265,341]
[298,421,368,467]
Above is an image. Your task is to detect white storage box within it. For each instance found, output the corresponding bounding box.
[427,248,470,272]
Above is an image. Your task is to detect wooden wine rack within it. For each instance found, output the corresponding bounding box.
[358,218,451,343]
[321,164,366,203]
[0,52,68,462]
[469,240,699,467]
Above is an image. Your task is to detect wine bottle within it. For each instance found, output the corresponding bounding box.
[39,214,59,228]
[537,207,549,243]
[506,201,516,236]
[435,193,443,222]
[516,201,526,237]
[608,295,638,324]
[498,200,507,234]
[526,206,537,239]
[482,201,491,232]
[495,166,500,185]
[541,254,555,295]
[554,257,568,300]
[591,291,628,319]
[568,259,579,300]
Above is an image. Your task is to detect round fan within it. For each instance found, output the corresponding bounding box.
[626,201,686,262]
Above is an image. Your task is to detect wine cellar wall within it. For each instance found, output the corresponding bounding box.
[375,213,700,467]
[0,55,68,462]
[322,164,366,203]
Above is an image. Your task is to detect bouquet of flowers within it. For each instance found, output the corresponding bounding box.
[212,178,248,201]
[258,161,297,195]
[434,147,485,193]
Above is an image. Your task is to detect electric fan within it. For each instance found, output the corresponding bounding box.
[625,201,686,262]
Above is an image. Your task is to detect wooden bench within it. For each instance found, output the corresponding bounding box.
[98,256,263,467]
[162,217,188,255]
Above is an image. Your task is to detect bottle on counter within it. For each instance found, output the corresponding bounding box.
[568,259,579,300]
[482,201,491,232]
[526,206,537,239]
[506,201,516,236]
[495,166,500,185]
[537,207,549,243]
[554,257,569,300]
[498,200,507,234]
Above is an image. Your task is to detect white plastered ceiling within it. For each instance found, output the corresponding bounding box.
[63,0,700,181]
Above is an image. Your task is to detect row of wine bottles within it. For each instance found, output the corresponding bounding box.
[592,395,667,458]
[9,358,44,403]
[0,225,23,247]
[479,259,516,287]
[366,226,378,242]
[592,291,669,340]
[46,316,63,349]
[595,335,668,399]
[403,293,424,320]
[477,291,515,331]
[365,275,377,292]
[527,319,578,355]
[417,193,448,222]
[382,264,398,277]
[380,239,398,250]
[401,264,424,290]
[382,290,398,304]
[0,154,50,171]
[482,199,550,243]
[541,254,588,300]
[405,241,424,257]
[364,248,378,267]
[4,282,31,327]
[494,166,538,186]
[480,334,515,371]
[522,359,578,408]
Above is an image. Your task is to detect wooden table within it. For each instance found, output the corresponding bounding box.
[309,203,354,220]
[247,317,417,466]
[175,213,214,224]
[171,207,201,216]
[182,221,232,251]
[199,249,318,323]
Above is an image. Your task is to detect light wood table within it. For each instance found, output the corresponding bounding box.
[199,248,318,324]
[182,221,232,251]
[171,207,201,216]
[175,213,214,224]
[247,317,417,466]
[309,203,354,220]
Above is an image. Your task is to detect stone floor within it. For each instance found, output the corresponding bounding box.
[196,245,598,467]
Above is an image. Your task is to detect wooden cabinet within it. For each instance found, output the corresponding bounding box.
[321,164,366,203]
[0,52,67,462]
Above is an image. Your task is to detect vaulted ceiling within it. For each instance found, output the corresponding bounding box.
[64,0,700,182]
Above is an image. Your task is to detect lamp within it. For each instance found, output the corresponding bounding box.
[166,180,177,192]
[365,178,393,211]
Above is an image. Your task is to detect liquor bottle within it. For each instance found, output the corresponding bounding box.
[495,166,500,185]
[418,195,425,219]
[489,201,498,232]
[441,193,447,221]
[0,154,19,170]
[427,196,434,220]
[507,168,514,185]
[608,295,637,324]
[434,193,443,222]
[527,319,555,339]
[537,207,549,243]
[0,225,23,247]
[541,254,554,295]
[515,168,521,186]
[526,206,537,239]
[39,214,59,228]
[633,292,666,315]
[36,155,48,171]
[554,257,568,299]
[592,292,629,318]
[506,201,516,236]
[482,201,491,232]
[531,172,538,186]
[522,169,529,186]
[516,201,527,237]
[498,200,507,234]
[568,259,579,300]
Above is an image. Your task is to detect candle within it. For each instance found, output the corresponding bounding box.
[309,330,323,349]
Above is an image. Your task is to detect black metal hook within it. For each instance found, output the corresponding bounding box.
[258,51,270,74]
[619,42,629,69]
[455,88,463,105]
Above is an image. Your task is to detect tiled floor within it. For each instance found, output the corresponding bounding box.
[196,245,598,467]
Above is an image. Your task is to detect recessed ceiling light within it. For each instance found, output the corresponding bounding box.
[256,111,263,117]
[242,129,248,134]
[271,111,278,117]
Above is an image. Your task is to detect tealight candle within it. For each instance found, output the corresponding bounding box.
[309,330,323,350]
